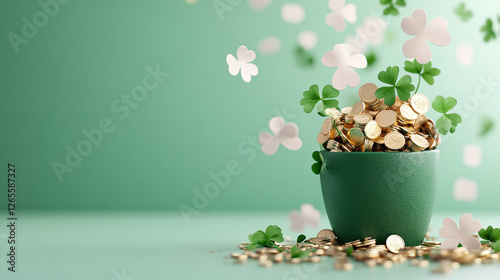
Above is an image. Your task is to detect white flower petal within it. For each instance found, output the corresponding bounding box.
[300,204,320,227]
[440,237,460,250]
[456,43,474,67]
[463,144,482,167]
[289,210,304,232]
[258,36,282,55]
[248,0,272,11]
[458,213,481,234]
[269,116,285,135]
[348,53,367,68]
[237,45,256,63]
[258,131,275,145]
[453,178,478,202]
[281,4,305,24]
[401,9,427,36]
[325,12,346,31]
[226,54,240,76]
[403,36,432,64]
[439,217,459,239]
[425,17,451,47]
[332,66,360,90]
[261,139,280,155]
[280,137,302,151]
[278,122,299,139]
[458,235,481,250]
[298,31,318,50]
[240,63,258,83]
[342,3,357,23]
[328,0,345,12]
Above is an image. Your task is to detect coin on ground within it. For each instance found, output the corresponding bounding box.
[386,235,405,253]
[409,93,430,114]
[317,229,337,241]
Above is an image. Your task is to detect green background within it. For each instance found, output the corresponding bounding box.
[0,0,499,214]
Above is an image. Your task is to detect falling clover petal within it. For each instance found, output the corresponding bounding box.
[454,3,472,22]
[322,44,367,90]
[259,117,302,155]
[226,46,258,82]
[401,9,451,64]
[439,213,482,250]
[289,204,320,231]
[480,18,496,42]
[325,0,357,32]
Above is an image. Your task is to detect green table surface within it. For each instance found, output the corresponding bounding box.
[0,211,498,280]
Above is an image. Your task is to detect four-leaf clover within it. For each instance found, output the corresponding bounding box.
[375,66,415,106]
[300,85,340,113]
[432,95,462,135]
[439,213,481,250]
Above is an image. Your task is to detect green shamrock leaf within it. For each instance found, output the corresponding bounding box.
[479,116,494,137]
[480,18,496,42]
[366,51,377,67]
[375,66,415,105]
[246,225,285,251]
[432,95,462,135]
[380,0,405,16]
[295,46,314,67]
[454,3,473,21]
[311,151,323,175]
[297,234,306,244]
[346,246,353,256]
[290,245,310,258]
[478,225,500,244]
[265,225,284,243]
[404,59,441,90]
[493,240,500,252]
[300,85,340,113]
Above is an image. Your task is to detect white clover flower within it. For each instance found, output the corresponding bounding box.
[325,0,357,32]
[226,45,258,83]
[259,117,302,155]
[439,213,481,250]
[453,178,478,202]
[401,9,451,64]
[321,44,367,90]
[289,203,320,232]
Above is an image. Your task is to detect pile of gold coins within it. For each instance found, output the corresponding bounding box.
[317,83,440,152]
[231,229,499,273]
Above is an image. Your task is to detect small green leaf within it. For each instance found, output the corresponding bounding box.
[378,67,394,84]
[395,0,406,6]
[395,75,414,101]
[346,246,353,256]
[322,99,339,109]
[445,97,458,112]
[432,95,446,114]
[479,116,494,137]
[493,240,500,252]
[454,3,473,22]
[322,85,339,99]
[491,228,500,242]
[375,87,396,105]
[383,5,399,15]
[251,230,266,244]
[422,73,434,85]
[297,234,306,243]
[265,225,282,239]
[480,18,496,42]
[246,244,258,250]
[436,115,452,135]
[379,0,391,5]
[311,162,321,175]
[479,228,489,240]
[312,151,321,162]
[366,51,377,67]
[445,113,462,125]
[404,59,422,74]
[295,46,315,67]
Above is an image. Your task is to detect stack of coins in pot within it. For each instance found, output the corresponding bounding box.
[317,83,440,152]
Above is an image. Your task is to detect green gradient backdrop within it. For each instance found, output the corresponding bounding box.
[0,0,499,212]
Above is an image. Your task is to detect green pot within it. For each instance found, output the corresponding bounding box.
[319,150,439,246]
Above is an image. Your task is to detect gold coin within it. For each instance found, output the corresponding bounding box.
[409,93,430,114]
[349,101,365,117]
[358,83,378,104]
[317,131,329,144]
[413,114,427,129]
[375,110,397,128]
[347,128,365,146]
[321,118,333,134]
[410,134,429,149]
[354,113,372,125]
[389,96,404,111]
[330,128,339,139]
[386,235,405,253]
[317,229,337,242]
[364,120,382,139]
[399,103,419,120]
[384,131,405,150]
[341,107,352,115]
